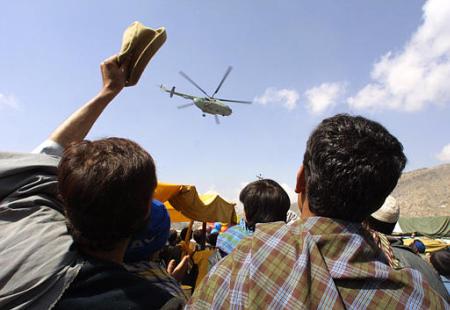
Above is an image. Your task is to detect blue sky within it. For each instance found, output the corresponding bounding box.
[1,0,450,204]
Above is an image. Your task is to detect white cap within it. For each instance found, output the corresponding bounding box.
[371,195,399,224]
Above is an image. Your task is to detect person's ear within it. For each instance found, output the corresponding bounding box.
[295,165,306,194]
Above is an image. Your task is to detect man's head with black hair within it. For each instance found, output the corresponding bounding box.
[297,114,407,222]
[207,232,219,247]
[168,229,179,246]
[240,179,291,231]
[193,229,205,245]
[180,227,192,242]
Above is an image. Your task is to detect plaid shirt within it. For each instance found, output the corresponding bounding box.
[187,217,448,309]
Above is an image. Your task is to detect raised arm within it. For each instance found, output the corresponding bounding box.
[49,55,129,148]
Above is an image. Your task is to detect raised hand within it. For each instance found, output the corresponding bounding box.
[100,55,131,95]
[167,255,190,282]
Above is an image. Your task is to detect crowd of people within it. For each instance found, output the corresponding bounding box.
[0,54,449,309]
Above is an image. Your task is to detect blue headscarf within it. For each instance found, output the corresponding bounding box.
[124,199,171,262]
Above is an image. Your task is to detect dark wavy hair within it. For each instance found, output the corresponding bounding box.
[58,137,157,251]
[240,179,291,231]
[430,249,450,277]
[303,114,406,222]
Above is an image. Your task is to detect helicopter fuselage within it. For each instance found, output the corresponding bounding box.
[193,98,232,116]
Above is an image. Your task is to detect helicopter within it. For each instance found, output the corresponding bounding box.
[160,66,252,124]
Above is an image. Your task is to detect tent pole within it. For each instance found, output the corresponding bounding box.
[183,220,194,256]
[202,222,206,250]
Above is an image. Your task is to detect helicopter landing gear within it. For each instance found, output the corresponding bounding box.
[202,114,206,117]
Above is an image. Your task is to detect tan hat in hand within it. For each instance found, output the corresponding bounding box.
[117,21,167,87]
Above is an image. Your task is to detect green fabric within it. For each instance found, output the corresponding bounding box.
[399,216,450,237]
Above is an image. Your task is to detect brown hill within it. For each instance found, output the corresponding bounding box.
[392,163,450,217]
[290,163,450,218]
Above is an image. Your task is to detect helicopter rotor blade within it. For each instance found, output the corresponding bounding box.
[214,115,220,125]
[179,71,210,97]
[215,98,252,104]
[211,66,232,98]
[177,103,195,109]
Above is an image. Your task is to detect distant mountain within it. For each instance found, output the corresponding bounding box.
[392,163,450,217]
[290,163,450,218]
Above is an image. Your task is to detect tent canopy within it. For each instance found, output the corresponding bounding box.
[154,183,237,224]
[398,216,450,238]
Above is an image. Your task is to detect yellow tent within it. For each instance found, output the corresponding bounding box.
[154,183,237,289]
[154,183,237,224]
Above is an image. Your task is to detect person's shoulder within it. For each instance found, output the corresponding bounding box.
[221,223,246,234]
[0,151,62,212]
[392,246,450,299]
[250,219,303,247]
[255,219,300,233]
[57,257,184,309]
[0,151,60,172]
[198,221,302,276]
[217,224,247,242]
[189,220,305,308]
[228,220,303,266]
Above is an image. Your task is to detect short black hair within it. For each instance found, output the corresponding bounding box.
[240,179,291,231]
[180,227,192,242]
[207,232,218,247]
[168,229,179,246]
[303,114,406,222]
[193,229,205,245]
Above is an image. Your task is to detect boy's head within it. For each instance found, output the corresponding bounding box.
[58,137,157,252]
[240,179,290,231]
